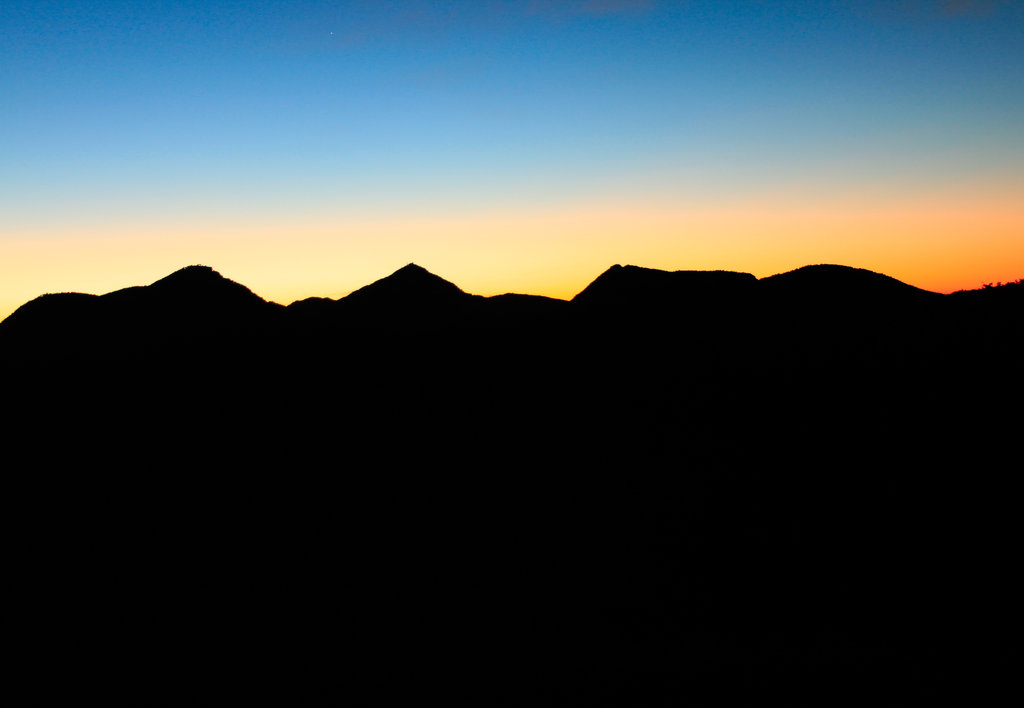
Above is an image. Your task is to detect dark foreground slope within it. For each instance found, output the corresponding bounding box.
[3,264,1020,705]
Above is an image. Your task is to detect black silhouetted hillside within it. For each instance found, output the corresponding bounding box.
[287,262,488,334]
[141,263,275,308]
[951,277,1024,304]
[0,291,100,341]
[0,265,282,360]
[573,264,758,308]
[758,263,939,304]
[484,292,571,325]
[4,261,1021,705]
[344,262,473,305]
[100,264,280,322]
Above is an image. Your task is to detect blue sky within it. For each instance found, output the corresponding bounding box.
[2,1,1022,313]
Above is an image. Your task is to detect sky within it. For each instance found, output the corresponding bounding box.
[2,0,1022,317]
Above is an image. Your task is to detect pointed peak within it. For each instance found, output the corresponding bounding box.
[395,263,430,274]
[343,263,469,304]
[384,263,451,284]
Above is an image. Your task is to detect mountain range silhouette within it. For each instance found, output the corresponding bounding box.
[0,261,994,353]
[5,261,1020,705]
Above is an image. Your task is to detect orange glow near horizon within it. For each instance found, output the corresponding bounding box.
[2,191,1022,321]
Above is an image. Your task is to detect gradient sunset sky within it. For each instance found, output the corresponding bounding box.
[3,0,1022,318]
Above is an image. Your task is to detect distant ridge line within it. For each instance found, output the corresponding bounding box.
[3,261,997,321]
[3,262,1019,347]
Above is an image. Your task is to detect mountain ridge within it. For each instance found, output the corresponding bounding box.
[2,261,948,321]
[2,261,1014,357]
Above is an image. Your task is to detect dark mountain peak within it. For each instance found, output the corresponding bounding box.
[573,264,757,306]
[385,262,457,286]
[342,263,470,305]
[149,264,240,291]
[763,264,883,282]
[759,264,938,299]
[138,265,272,308]
[394,263,432,276]
[150,264,222,286]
